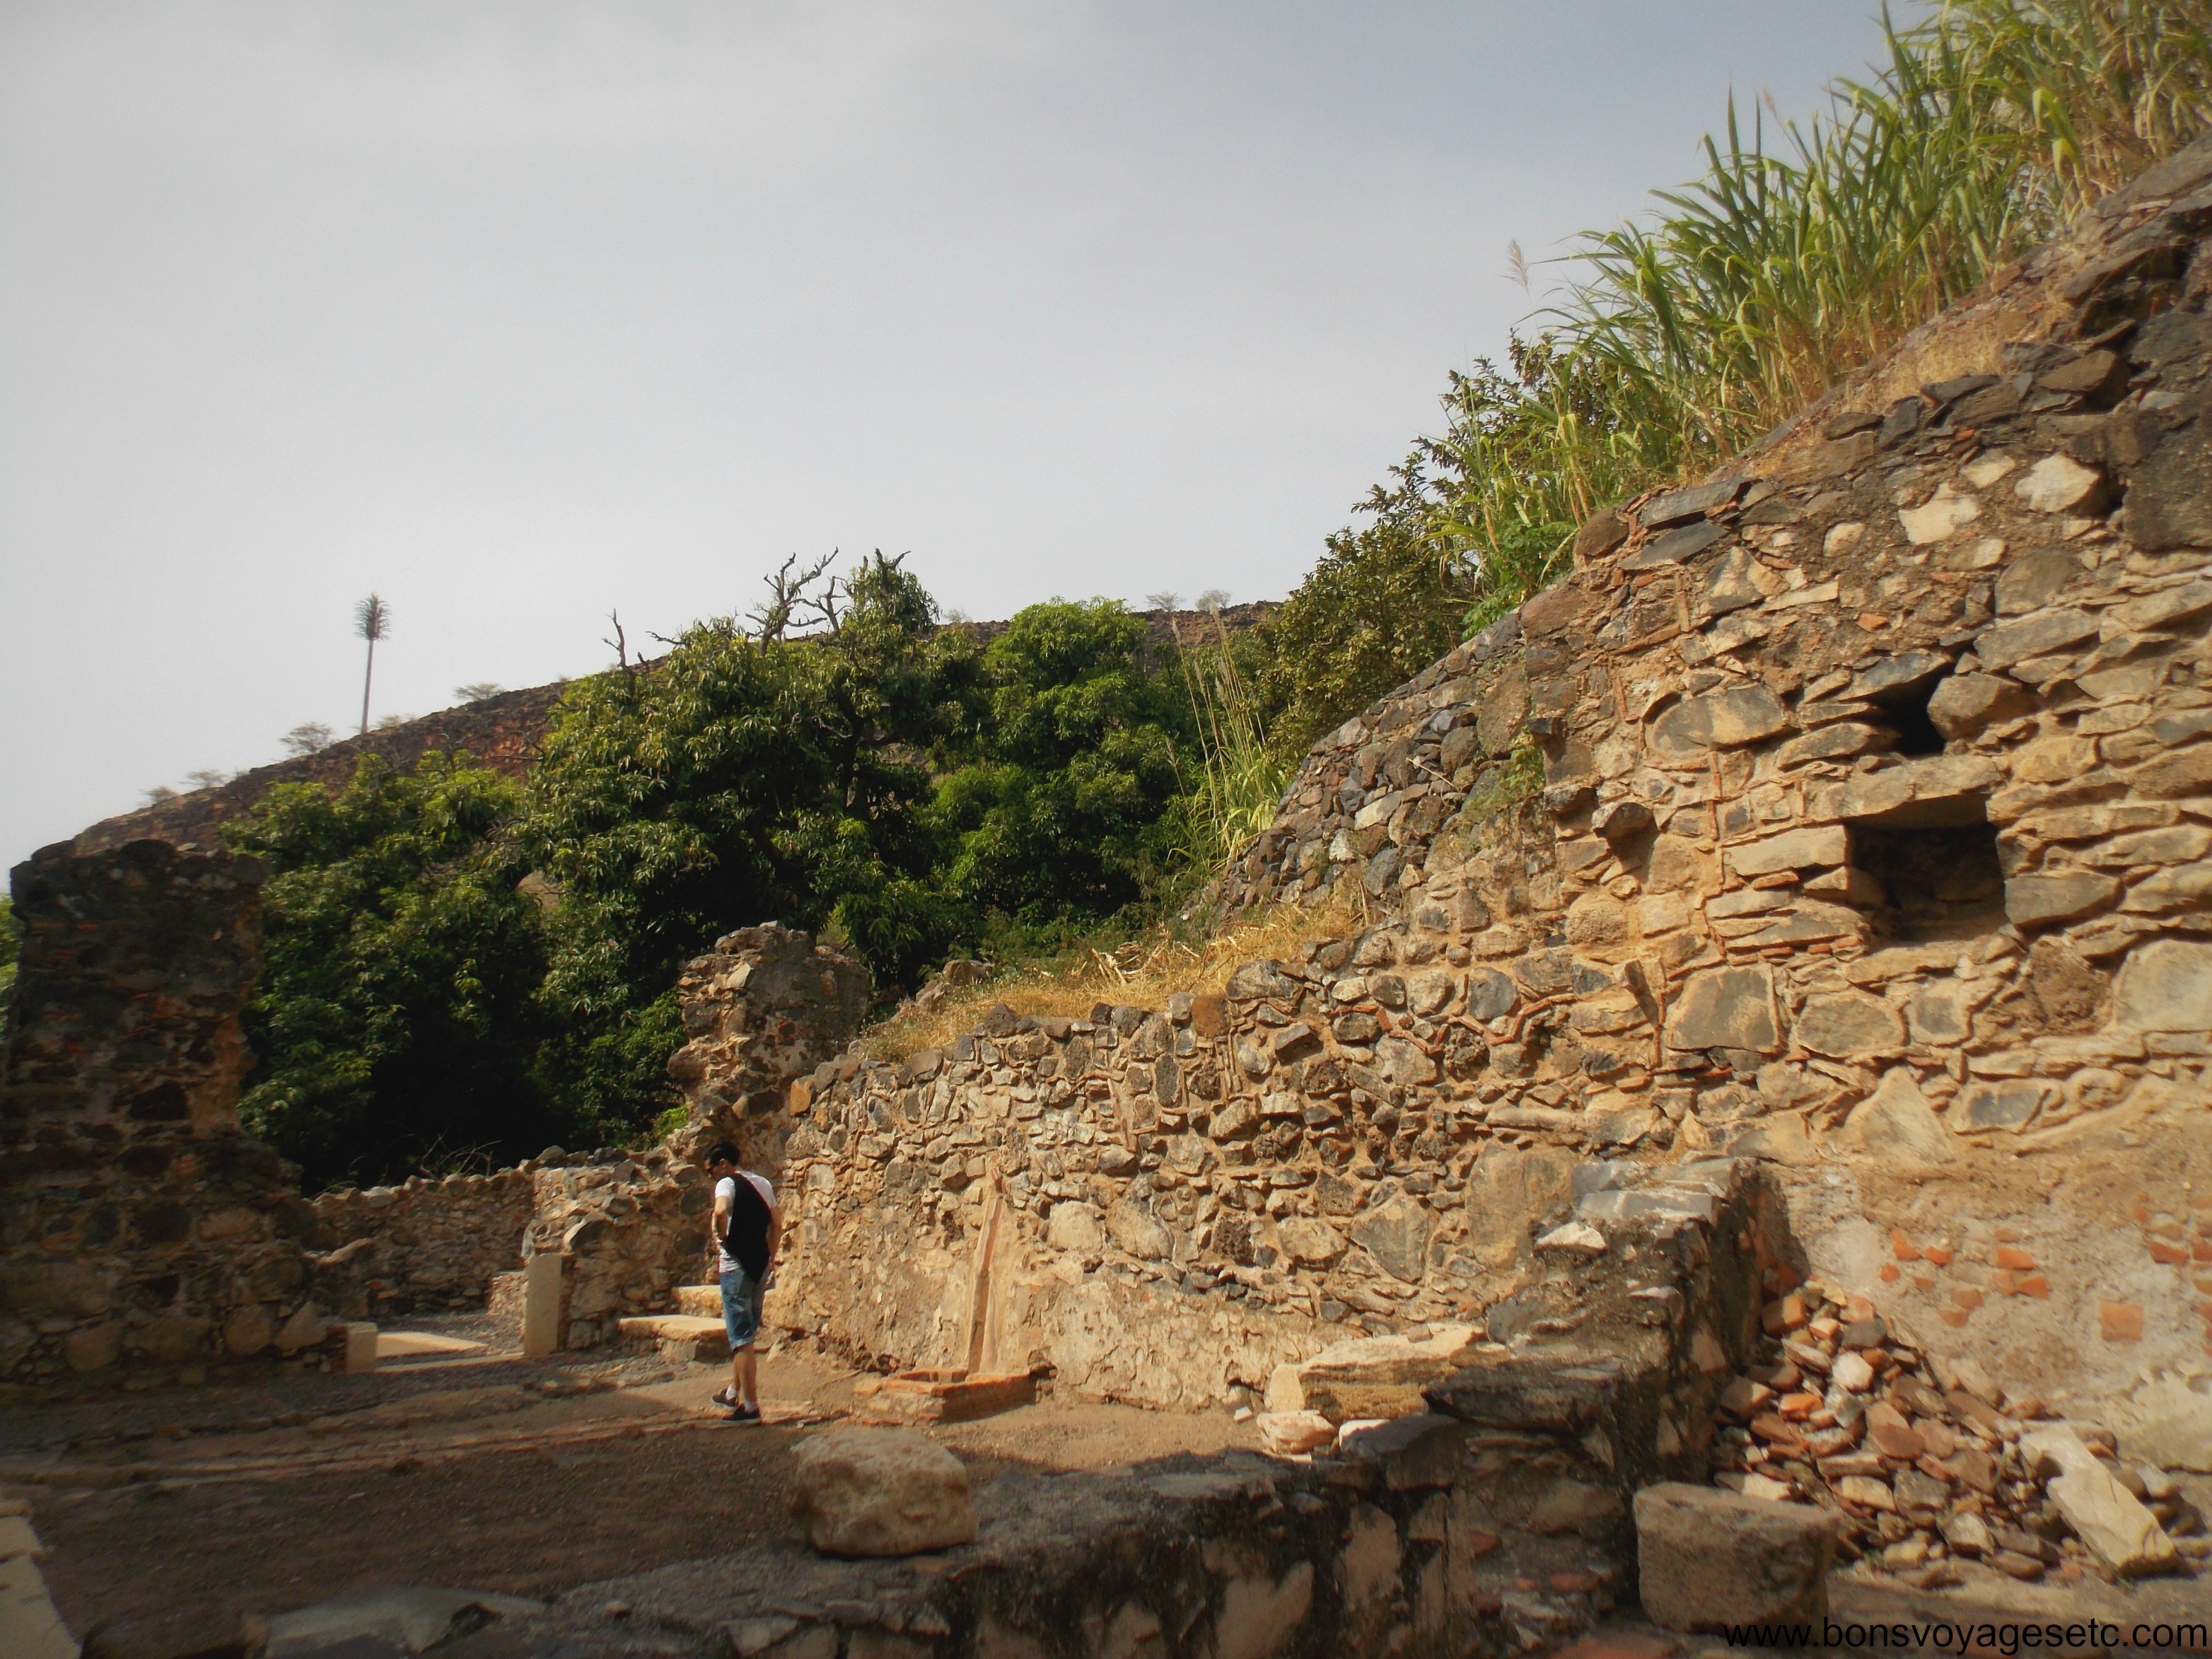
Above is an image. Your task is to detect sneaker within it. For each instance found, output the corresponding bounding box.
[726,1402,762,1424]
[714,1386,738,1407]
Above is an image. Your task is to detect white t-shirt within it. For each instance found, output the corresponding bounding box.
[715,1172,776,1276]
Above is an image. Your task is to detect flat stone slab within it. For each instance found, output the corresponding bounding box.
[853,1368,1037,1424]
[374,1331,488,1359]
[617,1313,732,1364]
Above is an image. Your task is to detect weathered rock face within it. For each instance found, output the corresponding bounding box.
[0,841,310,1393]
[665,925,871,1170]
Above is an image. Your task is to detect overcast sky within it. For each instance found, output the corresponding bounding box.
[1,1,1909,868]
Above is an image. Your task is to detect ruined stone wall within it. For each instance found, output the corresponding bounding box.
[772,139,2212,1420]
[1216,138,2212,1407]
[665,924,871,1170]
[303,1150,717,1345]
[0,842,320,1395]
[308,1170,537,1317]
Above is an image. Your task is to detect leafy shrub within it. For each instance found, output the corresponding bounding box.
[225,754,552,1189]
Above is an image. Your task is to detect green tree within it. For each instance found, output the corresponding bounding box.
[0,894,21,1023]
[1247,513,1476,757]
[523,555,974,1131]
[931,600,1190,928]
[223,752,552,1189]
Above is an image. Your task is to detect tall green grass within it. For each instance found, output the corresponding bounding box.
[1173,604,1293,882]
[1354,0,2212,642]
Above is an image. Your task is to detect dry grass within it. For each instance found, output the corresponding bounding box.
[856,895,1370,1060]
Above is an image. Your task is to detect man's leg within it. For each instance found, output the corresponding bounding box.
[735,1270,765,1407]
[721,1270,745,1403]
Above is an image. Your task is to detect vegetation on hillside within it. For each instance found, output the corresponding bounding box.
[220,0,2212,1187]
[226,755,550,1188]
[1241,0,2212,726]
[0,895,19,1020]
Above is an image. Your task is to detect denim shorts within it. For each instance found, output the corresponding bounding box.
[721,1267,764,1351]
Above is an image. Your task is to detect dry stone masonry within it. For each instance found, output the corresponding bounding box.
[1197,134,2212,1410]
[666,925,872,1170]
[0,841,316,1394]
[0,847,772,1395]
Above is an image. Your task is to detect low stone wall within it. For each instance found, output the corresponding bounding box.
[310,1148,722,1346]
[453,1160,1780,1659]
[309,1170,536,1318]
[763,946,1799,1413]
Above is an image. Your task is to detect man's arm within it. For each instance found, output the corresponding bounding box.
[764,1204,783,1281]
[711,1189,731,1263]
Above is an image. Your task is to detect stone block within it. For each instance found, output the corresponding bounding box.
[1347,1194,1431,1283]
[2005,870,2119,927]
[1664,965,1779,1053]
[1256,1410,1336,1456]
[1295,1324,1484,1423]
[1927,673,2037,740]
[1634,1483,1836,1630]
[1976,607,2100,671]
[1842,1069,1955,1168]
[522,1252,564,1358]
[1046,1202,1105,1253]
[1648,687,1791,757]
[1462,1146,1574,1267]
[1105,1200,1172,1262]
[1210,1561,1312,1659]
[1793,991,1904,1060]
[789,1429,977,1557]
[2021,1426,2177,1576]
[2112,938,2212,1032]
[2015,452,2106,513]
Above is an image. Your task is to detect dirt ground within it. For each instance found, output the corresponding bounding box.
[6,1341,1259,1657]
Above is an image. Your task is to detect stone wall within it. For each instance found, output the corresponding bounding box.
[0,841,320,1395]
[769,139,2212,1421]
[309,1170,537,1318]
[665,924,872,1170]
[519,1149,714,1349]
[1213,137,2212,1406]
[443,1159,1784,1659]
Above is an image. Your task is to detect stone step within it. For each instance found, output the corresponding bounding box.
[615,1313,729,1365]
[673,1284,721,1318]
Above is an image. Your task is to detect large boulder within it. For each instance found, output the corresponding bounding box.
[1634,1484,1837,1630]
[789,1428,977,1557]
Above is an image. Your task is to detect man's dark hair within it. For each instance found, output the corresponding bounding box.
[705,1141,741,1167]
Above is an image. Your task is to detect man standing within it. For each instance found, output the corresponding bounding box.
[704,1141,779,1424]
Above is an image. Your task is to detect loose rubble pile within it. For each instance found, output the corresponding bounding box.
[1709,1278,2205,1585]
